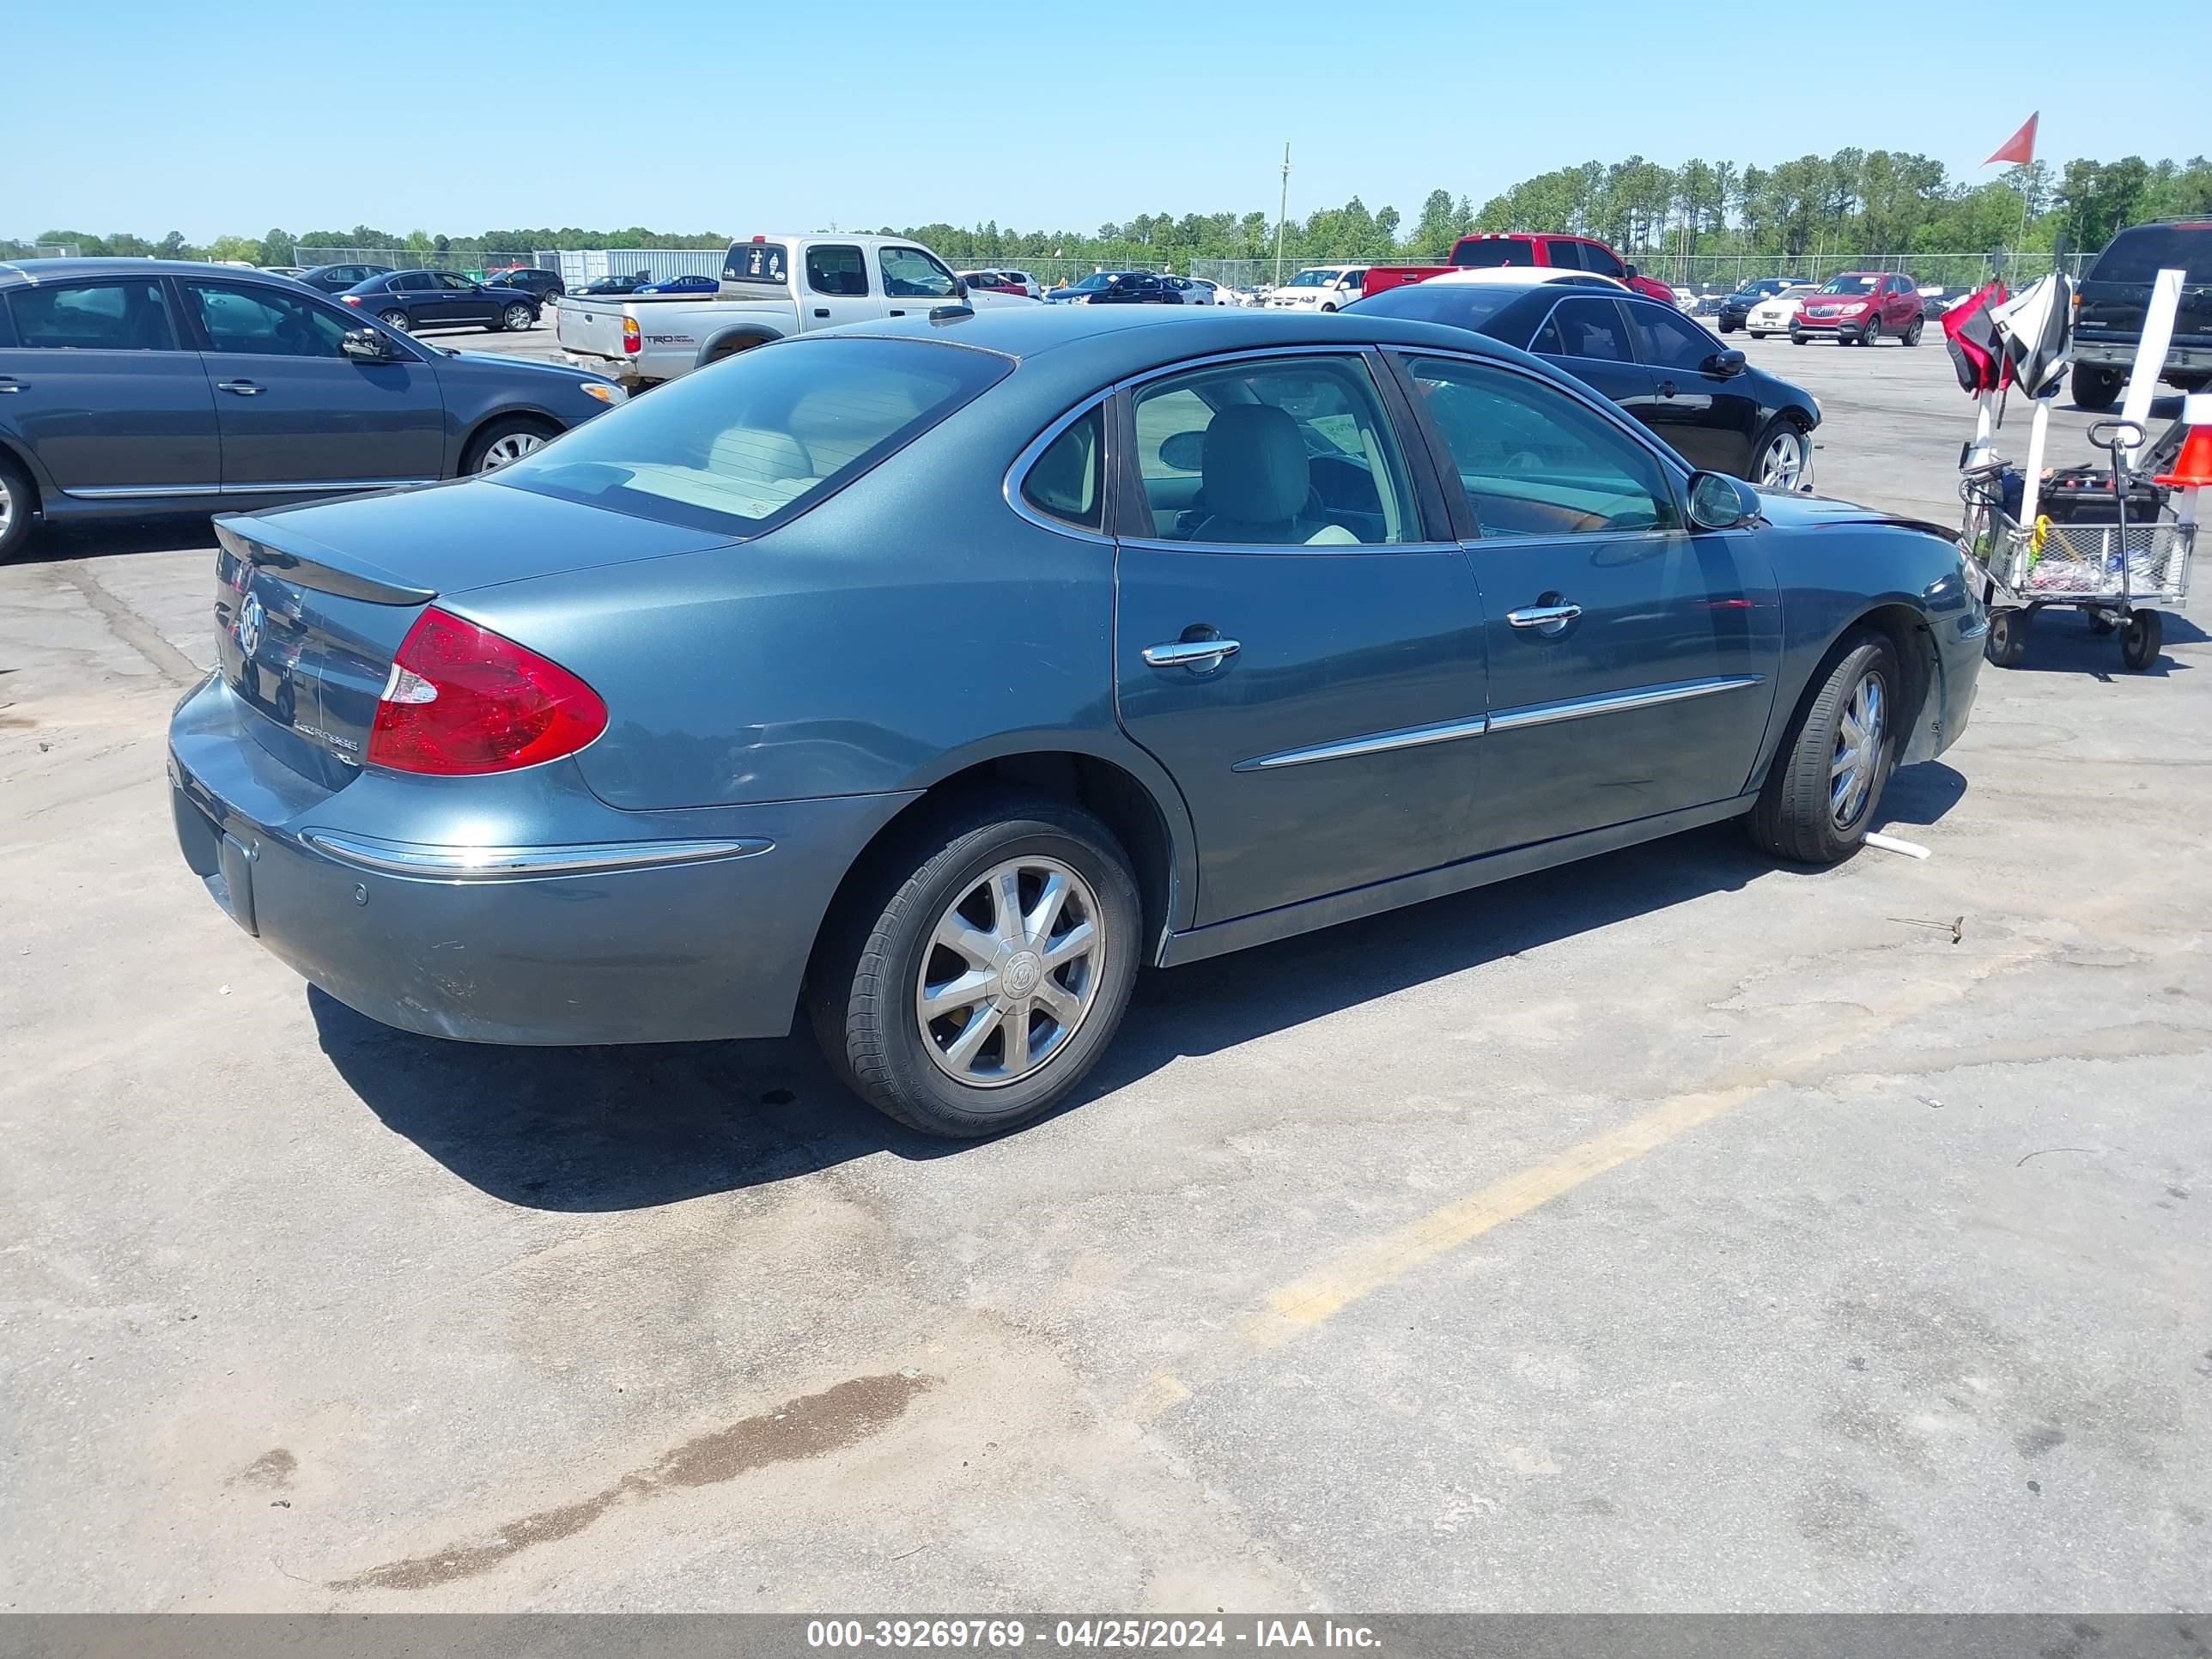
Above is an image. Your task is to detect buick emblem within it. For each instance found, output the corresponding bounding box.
[235,592,265,658]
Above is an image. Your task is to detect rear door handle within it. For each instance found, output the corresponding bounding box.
[0,376,21,393]
[217,380,264,396]
[1656,380,1677,398]
[812,307,830,319]
[1505,603,1582,638]
[1142,637,1242,670]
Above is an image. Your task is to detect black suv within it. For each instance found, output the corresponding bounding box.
[486,267,565,303]
[2070,219,2212,410]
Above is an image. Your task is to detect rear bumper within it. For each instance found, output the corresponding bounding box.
[2073,337,2212,372]
[167,673,914,1045]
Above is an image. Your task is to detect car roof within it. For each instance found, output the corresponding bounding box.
[842,304,1575,385]
[0,257,319,289]
[1424,267,1627,290]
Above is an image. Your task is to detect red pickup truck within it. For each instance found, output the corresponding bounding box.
[1364,233,1678,306]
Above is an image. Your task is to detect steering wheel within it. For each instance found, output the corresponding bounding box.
[1502,450,1546,477]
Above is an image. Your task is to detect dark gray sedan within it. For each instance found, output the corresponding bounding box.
[0,259,624,561]
[167,307,1985,1137]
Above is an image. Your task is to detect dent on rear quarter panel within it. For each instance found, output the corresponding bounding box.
[450,414,1126,812]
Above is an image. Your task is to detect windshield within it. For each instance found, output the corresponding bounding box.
[1344,282,1524,331]
[493,337,1009,536]
[2091,223,2210,285]
[1069,273,1119,291]
[1449,239,1536,269]
[1819,275,1881,295]
[1287,270,1341,288]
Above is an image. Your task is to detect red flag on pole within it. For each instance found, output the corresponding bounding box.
[1985,112,2038,167]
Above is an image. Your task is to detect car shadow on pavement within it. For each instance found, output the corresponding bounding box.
[315,764,1968,1207]
[25,516,222,563]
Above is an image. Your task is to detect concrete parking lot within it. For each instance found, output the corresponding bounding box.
[3,330,2207,1613]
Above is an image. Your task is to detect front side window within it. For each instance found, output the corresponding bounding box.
[8,280,176,350]
[1579,243,1626,279]
[1629,303,1720,371]
[806,245,867,297]
[1402,355,1679,539]
[1132,354,1414,546]
[1019,404,1104,531]
[879,246,957,299]
[494,337,1008,536]
[436,273,476,292]
[185,282,353,358]
[1534,297,1632,363]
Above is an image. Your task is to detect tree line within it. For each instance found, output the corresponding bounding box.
[10,150,2206,274]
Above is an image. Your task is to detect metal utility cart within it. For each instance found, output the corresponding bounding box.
[1959,418,2195,671]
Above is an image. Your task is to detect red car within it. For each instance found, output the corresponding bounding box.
[1790,272,1925,346]
[1364,232,1679,305]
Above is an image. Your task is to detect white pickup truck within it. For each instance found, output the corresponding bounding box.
[555,234,1028,387]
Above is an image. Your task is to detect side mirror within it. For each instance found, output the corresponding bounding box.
[1704,349,1747,377]
[340,328,394,363]
[1687,470,1757,530]
[1158,430,1207,472]
[1624,263,1639,279]
[951,276,969,301]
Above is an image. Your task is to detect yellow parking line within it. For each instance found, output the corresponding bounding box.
[1130,921,2084,1424]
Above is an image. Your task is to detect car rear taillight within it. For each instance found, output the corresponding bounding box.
[342,295,362,305]
[622,314,641,355]
[367,607,606,775]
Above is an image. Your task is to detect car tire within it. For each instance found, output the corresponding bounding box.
[1718,319,1739,333]
[461,416,557,475]
[1984,606,2030,668]
[1748,330,1766,339]
[1748,629,1899,866]
[808,795,1143,1139]
[0,451,35,564]
[496,303,535,333]
[1750,416,1812,491]
[378,309,410,332]
[1790,329,1807,344]
[2071,363,2124,410]
[1860,318,1880,347]
[1901,316,1923,346]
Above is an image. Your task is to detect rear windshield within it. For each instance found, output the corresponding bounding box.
[1451,238,1536,268]
[493,337,1010,536]
[1346,281,1525,331]
[2090,223,2210,285]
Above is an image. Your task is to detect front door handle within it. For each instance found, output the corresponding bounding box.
[813,307,830,319]
[1506,602,1582,638]
[217,380,264,396]
[1142,637,1242,670]
[0,376,22,393]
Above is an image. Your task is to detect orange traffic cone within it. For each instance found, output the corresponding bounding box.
[2154,421,2212,489]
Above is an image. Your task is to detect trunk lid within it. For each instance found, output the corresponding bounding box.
[211,480,736,787]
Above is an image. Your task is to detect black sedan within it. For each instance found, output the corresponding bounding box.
[577,272,652,297]
[486,267,565,304]
[338,270,540,335]
[1352,273,1821,490]
[297,262,394,295]
[1084,272,1183,306]
[1716,276,1797,333]
[0,259,624,562]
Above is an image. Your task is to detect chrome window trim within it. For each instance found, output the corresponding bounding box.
[1120,534,1463,558]
[1486,675,1765,734]
[301,831,773,880]
[1233,712,1488,773]
[65,484,225,499]
[1002,392,1115,544]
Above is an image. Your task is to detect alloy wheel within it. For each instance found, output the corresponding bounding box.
[914,855,1106,1089]
[478,431,545,471]
[1759,428,1808,489]
[379,310,410,331]
[0,473,14,545]
[1830,672,1886,829]
[503,304,533,331]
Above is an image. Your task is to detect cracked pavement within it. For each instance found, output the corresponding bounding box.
[2,336,2208,1612]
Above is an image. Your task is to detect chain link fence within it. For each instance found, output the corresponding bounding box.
[1191,250,2091,295]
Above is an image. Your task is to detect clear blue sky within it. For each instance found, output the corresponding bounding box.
[7,0,2206,242]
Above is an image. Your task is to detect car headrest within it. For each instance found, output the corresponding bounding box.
[1200,404,1308,525]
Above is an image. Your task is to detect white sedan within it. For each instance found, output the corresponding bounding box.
[1745,284,1820,338]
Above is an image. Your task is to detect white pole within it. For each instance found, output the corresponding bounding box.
[1969,391,1997,468]
[2018,399,2053,526]
[2118,268,2185,469]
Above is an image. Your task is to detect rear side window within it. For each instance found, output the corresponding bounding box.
[9,281,177,350]
[1544,240,1585,270]
[394,273,434,293]
[806,245,868,297]
[493,337,1011,536]
[1019,405,1104,531]
[2091,224,2209,284]
[1452,237,1536,269]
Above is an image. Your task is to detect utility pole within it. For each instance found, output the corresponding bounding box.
[1274,143,1291,290]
